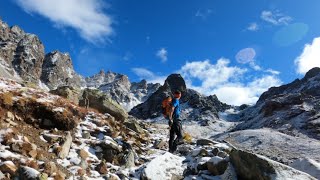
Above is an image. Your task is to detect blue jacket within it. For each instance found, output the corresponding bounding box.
[172,98,180,119]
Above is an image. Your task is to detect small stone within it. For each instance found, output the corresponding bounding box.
[54,171,66,180]
[26,160,39,170]
[153,139,166,149]
[11,143,21,153]
[199,149,209,157]
[15,115,23,121]
[28,149,38,158]
[43,134,61,143]
[77,168,86,176]
[23,136,30,143]
[79,149,89,159]
[38,173,48,180]
[82,131,91,139]
[44,162,57,176]
[80,159,88,170]
[95,161,108,174]
[0,161,17,175]
[212,148,220,156]
[6,111,15,121]
[217,151,228,158]
[36,152,46,161]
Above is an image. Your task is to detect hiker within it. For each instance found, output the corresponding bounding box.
[168,90,183,153]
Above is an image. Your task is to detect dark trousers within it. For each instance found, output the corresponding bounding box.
[169,120,183,152]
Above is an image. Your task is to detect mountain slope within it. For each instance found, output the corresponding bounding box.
[234,67,320,140]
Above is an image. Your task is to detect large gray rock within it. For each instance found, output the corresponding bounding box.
[41,51,84,89]
[79,88,128,121]
[50,86,82,104]
[230,148,316,180]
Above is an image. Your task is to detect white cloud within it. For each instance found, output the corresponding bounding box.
[180,59,247,89]
[156,48,168,62]
[247,22,259,31]
[261,10,292,26]
[265,69,280,75]
[15,0,113,43]
[295,37,320,74]
[179,59,282,105]
[132,68,166,84]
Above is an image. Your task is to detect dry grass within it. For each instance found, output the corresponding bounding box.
[0,92,13,107]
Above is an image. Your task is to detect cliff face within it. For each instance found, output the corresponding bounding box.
[0,19,83,89]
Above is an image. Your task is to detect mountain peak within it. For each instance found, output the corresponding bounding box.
[303,67,320,81]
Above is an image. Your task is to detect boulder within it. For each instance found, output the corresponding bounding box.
[0,161,17,175]
[18,166,40,180]
[58,132,72,159]
[196,139,217,146]
[79,88,128,121]
[123,149,135,168]
[230,148,316,180]
[141,152,185,180]
[206,156,228,176]
[50,86,82,104]
[124,119,145,134]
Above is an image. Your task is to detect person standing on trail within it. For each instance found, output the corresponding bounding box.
[169,90,183,153]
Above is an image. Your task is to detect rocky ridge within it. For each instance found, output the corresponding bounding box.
[234,67,320,140]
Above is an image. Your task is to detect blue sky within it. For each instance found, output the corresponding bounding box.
[1,0,320,105]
